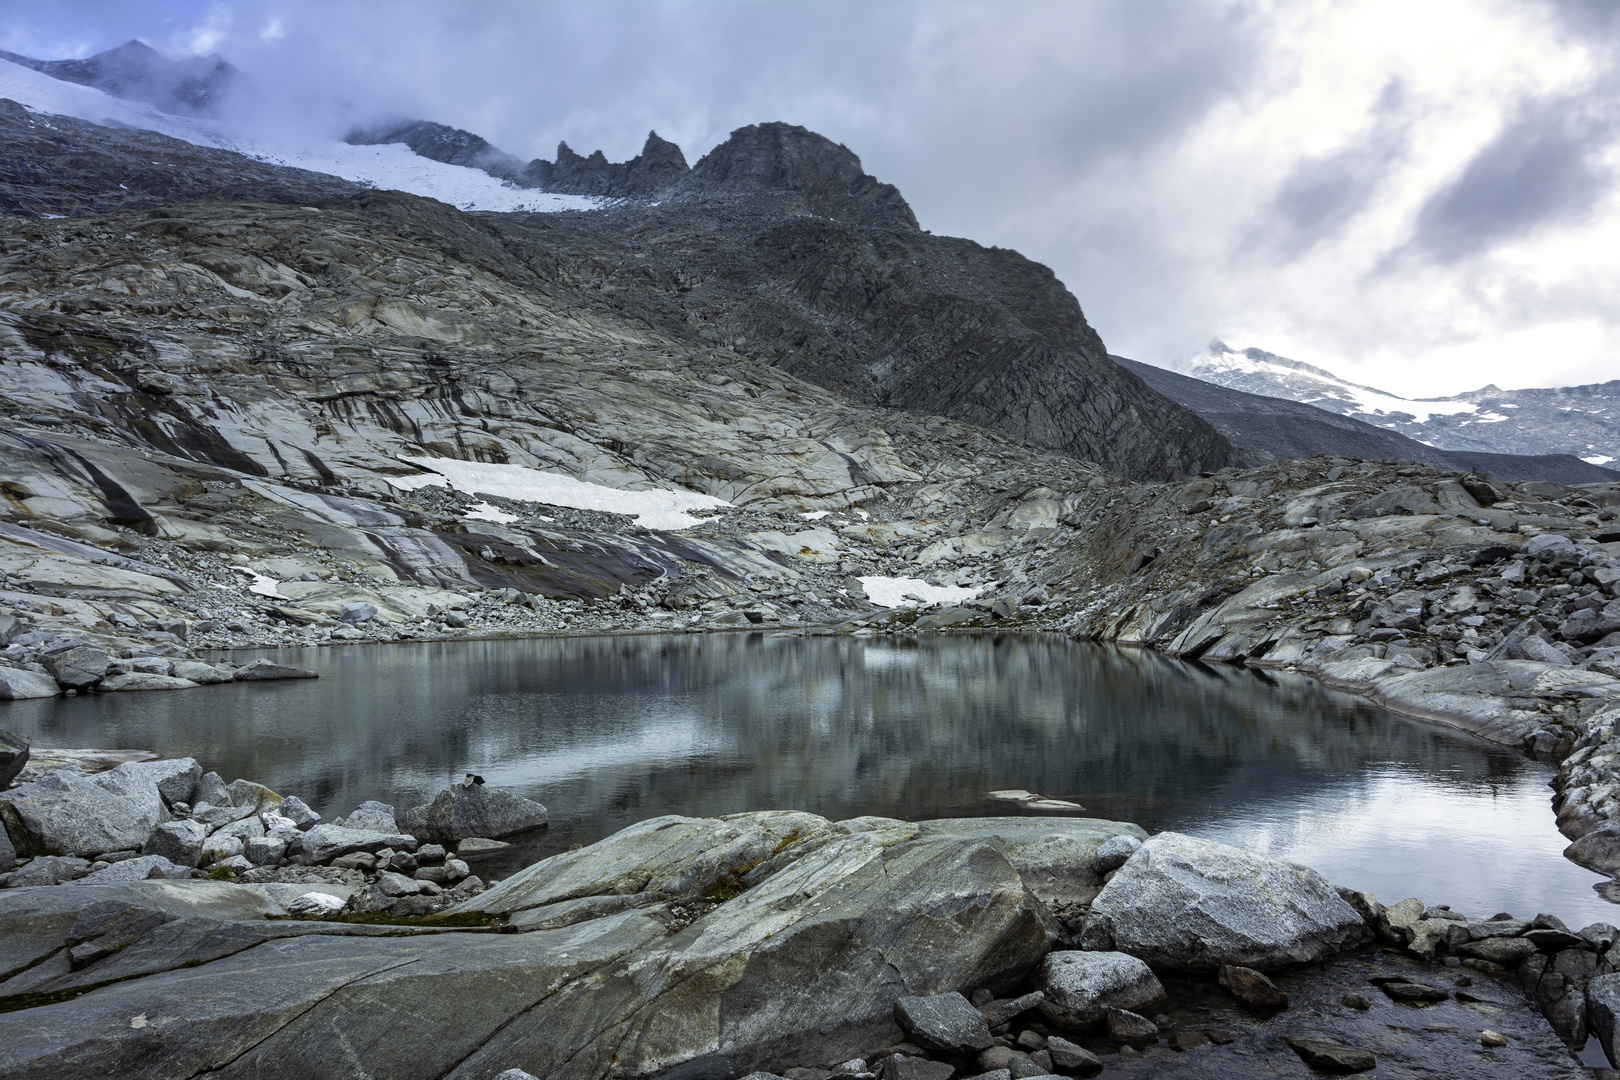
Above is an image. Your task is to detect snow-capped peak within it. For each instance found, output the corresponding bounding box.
[0,55,603,215]
[1188,341,1479,424]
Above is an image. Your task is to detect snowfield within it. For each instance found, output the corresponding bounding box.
[1188,344,1480,424]
[0,57,602,214]
[858,576,982,609]
[390,456,731,530]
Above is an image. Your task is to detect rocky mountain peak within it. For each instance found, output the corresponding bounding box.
[681,121,919,230]
[0,39,237,116]
[529,131,690,198]
[346,119,527,182]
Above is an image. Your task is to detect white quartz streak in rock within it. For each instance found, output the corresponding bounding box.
[390,456,730,531]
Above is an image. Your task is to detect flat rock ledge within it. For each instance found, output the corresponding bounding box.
[0,809,1599,1080]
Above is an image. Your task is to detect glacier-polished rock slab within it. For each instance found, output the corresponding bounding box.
[0,813,1066,1080]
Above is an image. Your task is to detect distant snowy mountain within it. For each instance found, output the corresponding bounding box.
[1186,341,1620,466]
[0,54,601,215]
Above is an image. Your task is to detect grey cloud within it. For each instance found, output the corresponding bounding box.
[1406,96,1617,263]
[8,0,1620,387]
[1246,81,1411,260]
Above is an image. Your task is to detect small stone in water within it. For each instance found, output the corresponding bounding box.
[1341,992,1372,1010]
[1479,1030,1509,1048]
[1106,1008,1159,1044]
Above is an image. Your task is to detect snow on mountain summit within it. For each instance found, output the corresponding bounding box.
[1185,340,1619,465]
[0,55,602,215]
[1188,341,1481,425]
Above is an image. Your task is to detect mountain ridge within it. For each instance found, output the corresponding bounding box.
[0,97,1230,480]
[1186,340,1620,466]
[1118,356,1620,484]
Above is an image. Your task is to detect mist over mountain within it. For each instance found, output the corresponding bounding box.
[0,39,236,117]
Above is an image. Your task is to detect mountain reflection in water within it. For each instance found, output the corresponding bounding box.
[4,633,1609,923]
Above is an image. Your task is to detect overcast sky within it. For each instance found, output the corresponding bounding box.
[4,0,1618,397]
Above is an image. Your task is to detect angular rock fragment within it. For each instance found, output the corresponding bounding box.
[277,795,320,828]
[142,819,208,867]
[0,729,29,787]
[73,854,190,885]
[1079,832,1367,971]
[1218,964,1288,1012]
[1285,1036,1376,1073]
[1091,833,1139,873]
[234,658,318,681]
[976,990,1044,1027]
[1044,1035,1102,1076]
[1105,1007,1158,1043]
[1035,950,1164,1029]
[301,823,420,863]
[0,669,57,700]
[41,643,107,689]
[8,854,90,886]
[400,783,547,844]
[894,992,994,1054]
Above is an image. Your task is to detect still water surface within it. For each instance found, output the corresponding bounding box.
[3,632,1612,924]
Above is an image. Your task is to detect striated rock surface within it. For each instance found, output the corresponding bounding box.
[0,813,1062,1079]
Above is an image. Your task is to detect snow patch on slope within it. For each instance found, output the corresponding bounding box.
[464,501,520,524]
[859,575,981,609]
[390,456,730,530]
[0,57,600,214]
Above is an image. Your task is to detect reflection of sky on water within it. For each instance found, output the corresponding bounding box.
[1191,765,1617,927]
[1,633,1609,922]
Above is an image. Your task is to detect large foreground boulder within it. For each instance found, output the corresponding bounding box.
[400,782,548,845]
[0,759,200,858]
[0,669,58,700]
[913,817,1146,919]
[0,813,1061,1080]
[1078,832,1368,971]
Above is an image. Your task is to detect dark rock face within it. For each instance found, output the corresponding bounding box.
[0,104,1229,480]
[676,123,918,231]
[0,101,362,219]
[346,120,529,183]
[0,40,238,116]
[534,131,691,199]
[0,729,29,789]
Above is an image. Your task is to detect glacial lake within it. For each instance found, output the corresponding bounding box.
[4,632,1615,925]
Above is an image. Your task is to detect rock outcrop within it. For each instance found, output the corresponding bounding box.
[0,810,1594,1080]
[0,812,1072,1079]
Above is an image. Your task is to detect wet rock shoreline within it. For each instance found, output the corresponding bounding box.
[0,769,1612,1079]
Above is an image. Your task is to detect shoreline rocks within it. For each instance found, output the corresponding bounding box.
[0,800,1604,1079]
